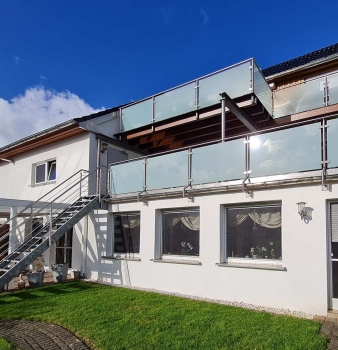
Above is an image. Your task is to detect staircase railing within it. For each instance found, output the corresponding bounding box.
[0,166,108,262]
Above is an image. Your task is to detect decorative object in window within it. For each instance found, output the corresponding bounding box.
[34,160,56,184]
[114,213,140,254]
[162,210,200,257]
[227,205,281,260]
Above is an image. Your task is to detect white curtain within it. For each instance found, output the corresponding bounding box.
[229,210,281,229]
[170,215,200,231]
[122,218,140,229]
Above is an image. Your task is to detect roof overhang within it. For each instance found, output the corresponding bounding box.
[0,121,86,161]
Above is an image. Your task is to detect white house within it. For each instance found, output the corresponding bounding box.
[1,43,338,317]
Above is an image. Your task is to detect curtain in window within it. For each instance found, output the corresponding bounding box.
[169,213,200,231]
[121,217,140,229]
[228,210,281,229]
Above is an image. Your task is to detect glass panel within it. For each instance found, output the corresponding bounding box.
[35,164,46,183]
[147,150,188,190]
[250,123,321,177]
[192,139,245,185]
[273,78,325,118]
[155,83,195,122]
[110,159,144,195]
[162,211,199,256]
[114,214,140,254]
[47,162,56,181]
[227,206,282,260]
[328,72,338,106]
[199,61,251,109]
[327,118,338,168]
[333,261,338,298]
[121,98,153,132]
[253,63,272,115]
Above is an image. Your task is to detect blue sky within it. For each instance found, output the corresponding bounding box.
[0,0,337,146]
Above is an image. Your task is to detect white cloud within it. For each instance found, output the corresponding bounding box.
[199,10,209,25]
[0,86,104,148]
[262,138,287,154]
[13,56,22,65]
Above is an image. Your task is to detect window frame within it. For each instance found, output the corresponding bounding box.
[33,159,57,186]
[113,212,141,258]
[160,208,200,262]
[223,203,283,269]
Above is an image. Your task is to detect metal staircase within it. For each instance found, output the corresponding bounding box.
[0,166,107,289]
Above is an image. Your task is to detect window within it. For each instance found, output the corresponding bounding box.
[34,160,56,184]
[55,229,73,268]
[161,209,199,257]
[113,213,140,254]
[226,205,281,260]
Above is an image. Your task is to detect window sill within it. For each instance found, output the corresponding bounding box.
[32,181,56,187]
[101,255,141,262]
[151,259,201,266]
[217,259,286,271]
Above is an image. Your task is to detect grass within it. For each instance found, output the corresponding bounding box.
[0,281,328,350]
[0,337,14,350]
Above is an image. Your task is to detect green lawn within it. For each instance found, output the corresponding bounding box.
[0,281,328,350]
[0,337,14,350]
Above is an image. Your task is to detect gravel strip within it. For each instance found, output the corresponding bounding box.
[87,279,315,319]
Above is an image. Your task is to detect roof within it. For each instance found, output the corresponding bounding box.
[262,43,338,77]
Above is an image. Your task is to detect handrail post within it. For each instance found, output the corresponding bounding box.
[98,167,102,202]
[80,172,82,198]
[49,203,53,247]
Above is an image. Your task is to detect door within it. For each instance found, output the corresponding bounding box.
[0,224,9,261]
[55,229,73,268]
[330,203,338,309]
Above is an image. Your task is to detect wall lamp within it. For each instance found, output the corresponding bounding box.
[101,142,108,153]
[296,202,307,219]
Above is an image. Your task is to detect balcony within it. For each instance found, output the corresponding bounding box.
[108,117,338,201]
[119,59,272,135]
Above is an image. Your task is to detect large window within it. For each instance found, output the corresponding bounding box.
[34,159,56,185]
[226,205,281,260]
[114,213,140,254]
[162,210,200,257]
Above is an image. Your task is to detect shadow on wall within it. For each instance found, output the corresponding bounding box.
[304,207,314,224]
[86,210,124,285]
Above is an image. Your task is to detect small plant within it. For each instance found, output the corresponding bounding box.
[181,242,193,254]
[250,246,267,258]
[32,255,45,272]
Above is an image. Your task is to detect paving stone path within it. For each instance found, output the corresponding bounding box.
[315,316,338,349]
[0,320,90,350]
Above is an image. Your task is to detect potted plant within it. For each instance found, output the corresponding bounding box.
[26,256,45,287]
[51,262,69,282]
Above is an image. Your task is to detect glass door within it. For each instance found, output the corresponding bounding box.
[55,229,73,268]
[330,203,338,309]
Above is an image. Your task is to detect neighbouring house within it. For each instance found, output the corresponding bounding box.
[1,43,338,316]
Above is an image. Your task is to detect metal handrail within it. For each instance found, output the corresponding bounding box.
[0,166,102,252]
[0,172,99,257]
[0,169,89,229]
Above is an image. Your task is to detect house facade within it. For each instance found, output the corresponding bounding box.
[1,43,338,316]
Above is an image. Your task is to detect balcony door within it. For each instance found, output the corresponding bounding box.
[330,203,338,309]
[55,229,73,268]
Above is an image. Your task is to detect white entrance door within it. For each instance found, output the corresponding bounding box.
[330,203,338,309]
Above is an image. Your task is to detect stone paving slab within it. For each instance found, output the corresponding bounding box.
[0,320,90,350]
[315,315,338,350]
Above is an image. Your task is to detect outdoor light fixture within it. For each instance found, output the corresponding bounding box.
[101,142,108,153]
[296,202,307,219]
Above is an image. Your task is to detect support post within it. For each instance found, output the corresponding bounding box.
[49,203,52,247]
[220,95,226,142]
[79,172,82,198]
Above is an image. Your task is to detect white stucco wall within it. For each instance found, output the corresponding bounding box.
[0,132,91,202]
[81,182,338,316]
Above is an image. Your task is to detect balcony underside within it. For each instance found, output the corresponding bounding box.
[118,94,273,154]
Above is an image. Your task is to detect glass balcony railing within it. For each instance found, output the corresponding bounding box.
[120,59,272,132]
[272,70,338,119]
[110,119,331,196]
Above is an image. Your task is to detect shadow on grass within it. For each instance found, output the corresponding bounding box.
[0,281,96,305]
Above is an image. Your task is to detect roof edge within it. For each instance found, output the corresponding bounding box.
[0,119,77,154]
